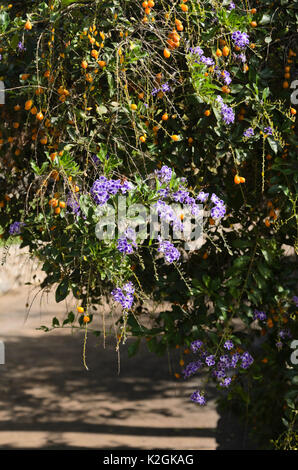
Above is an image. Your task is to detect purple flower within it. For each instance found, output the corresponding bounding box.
[111,285,134,310]
[221,70,232,85]
[190,390,206,406]
[240,351,254,369]
[230,353,240,368]
[200,55,215,66]
[243,127,254,138]
[158,238,180,264]
[161,82,171,93]
[205,355,216,367]
[228,2,235,9]
[67,195,81,216]
[156,165,173,184]
[189,46,204,56]
[182,360,202,378]
[117,237,135,255]
[293,296,298,307]
[221,103,235,125]
[231,31,250,49]
[278,329,291,339]
[264,126,273,135]
[224,340,234,350]
[219,377,232,388]
[172,189,189,203]
[253,309,267,321]
[18,42,26,52]
[191,339,203,353]
[197,191,209,203]
[151,87,159,96]
[9,221,25,235]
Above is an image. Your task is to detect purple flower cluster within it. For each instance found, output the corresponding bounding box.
[264,126,273,135]
[189,46,215,66]
[182,360,202,378]
[217,95,235,125]
[152,82,171,96]
[90,176,134,205]
[111,282,135,310]
[278,329,292,339]
[253,309,267,321]
[155,200,183,231]
[155,165,172,184]
[293,295,298,307]
[210,193,226,219]
[9,221,25,235]
[158,237,180,264]
[186,339,254,402]
[224,340,234,350]
[240,351,254,369]
[67,195,81,216]
[231,31,250,49]
[243,127,254,138]
[191,339,203,353]
[197,191,209,203]
[18,42,26,52]
[117,237,135,255]
[190,390,206,406]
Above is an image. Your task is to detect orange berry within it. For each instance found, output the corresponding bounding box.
[83,315,90,324]
[265,218,270,227]
[250,21,257,27]
[171,134,179,141]
[36,111,44,121]
[30,106,37,115]
[14,104,21,111]
[239,177,246,183]
[234,175,241,184]
[161,112,169,121]
[283,81,289,89]
[81,60,88,69]
[77,306,84,313]
[24,20,32,30]
[25,99,33,111]
[222,85,230,94]
[59,201,66,209]
[216,48,222,57]
[13,122,19,129]
[180,3,188,12]
[188,137,193,144]
[139,135,146,143]
[163,48,171,58]
[204,109,211,116]
[130,103,137,110]
[54,207,61,214]
[222,46,230,57]
[91,49,99,59]
[98,60,106,67]
[290,108,296,115]
[251,8,257,14]
[49,198,58,208]
[148,0,154,6]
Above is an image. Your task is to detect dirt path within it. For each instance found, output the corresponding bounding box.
[0,247,220,450]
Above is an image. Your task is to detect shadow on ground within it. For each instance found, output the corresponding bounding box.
[0,332,225,450]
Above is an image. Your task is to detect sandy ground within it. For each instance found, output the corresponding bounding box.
[0,246,223,450]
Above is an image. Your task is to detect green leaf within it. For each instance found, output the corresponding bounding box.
[55,279,69,303]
